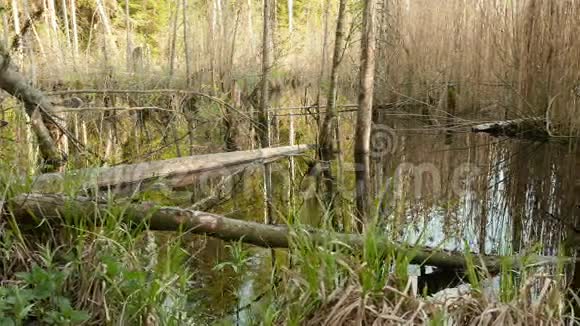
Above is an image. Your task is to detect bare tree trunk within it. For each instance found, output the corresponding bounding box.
[246,0,255,53]
[354,0,377,229]
[62,0,72,50]
[102,97,116,163]
[260,0,275,226]
[288,113,295,207]
[227,6,241,79]
[207,0,217,92]
[319,0,347,210]
[125,0,131,72]
[70,0,80,62]
[288,0,293,33]
[11,0,20,54]
[183,0,192,87]
[183,97,197,156]
[95,0,112,36]
[47,0,58,33]
[46,0,59,60]
[259,0,273,149]
[168,0,179,80]
[21,0,37,83]
[271,0,277,56]
[215,0,223,34]
[224,81,240,152]
[1,0,8,47]
[216,0,224,81]
[95,0,116,56]
[316,0,331,123]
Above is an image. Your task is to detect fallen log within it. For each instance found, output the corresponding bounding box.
[8,193,574,272]
[32,145,312,194]
[471,118,548,140]
[51,106,166,113]
[0,44,65,169]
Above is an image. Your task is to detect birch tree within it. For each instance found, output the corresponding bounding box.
[354,0,377,227]
[288,0,293,33]
[62,0,72,50]
[70,0,80,62]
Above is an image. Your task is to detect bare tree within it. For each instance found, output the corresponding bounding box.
[354,0,377,227]
[125,0,131,71]
[260,0,274,225]
[96,0,116,58]
[316,0,331,122]
[70,0,80,62]
[259,0,273,149]
[288,0,293,33]
[11,0,20,52]
[183,0,191,87]
[168,0,179,79]
[62,0,72,50]
[246,0,255,52]
[318,0,347,212]
[1,0,8,47]
[46,0,58,33]
[21,0,37,82]
[46,0,59,58]
[207,0,217,91]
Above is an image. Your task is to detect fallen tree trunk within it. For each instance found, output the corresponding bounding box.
[8,193,574,272]
[32,145,313,194]
[51,106,165,113]
[0,45,65,170]
[471,118,548,140]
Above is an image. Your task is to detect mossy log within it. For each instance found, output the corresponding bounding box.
[8,193,574,273]
[32,145,313,194]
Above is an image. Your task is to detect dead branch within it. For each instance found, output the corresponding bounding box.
[0,44,65,169]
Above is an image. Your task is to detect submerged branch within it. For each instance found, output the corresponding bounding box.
[471,118,549,140]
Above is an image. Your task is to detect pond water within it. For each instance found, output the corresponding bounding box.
[367,119,579,255]
[188,115,580,321]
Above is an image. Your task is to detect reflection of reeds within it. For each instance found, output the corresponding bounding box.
[379,0,580,135]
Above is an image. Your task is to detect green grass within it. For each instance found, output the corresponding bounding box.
[0,163,201,324]
[0,162,577,324]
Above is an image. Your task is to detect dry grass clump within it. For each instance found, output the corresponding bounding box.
[301,273,575,325]
[305,282,425,325]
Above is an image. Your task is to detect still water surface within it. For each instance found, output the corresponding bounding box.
[188,118,580,321]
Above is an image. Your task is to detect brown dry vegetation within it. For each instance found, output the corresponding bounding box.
[377,0,580,136]
[304,277,573,325]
